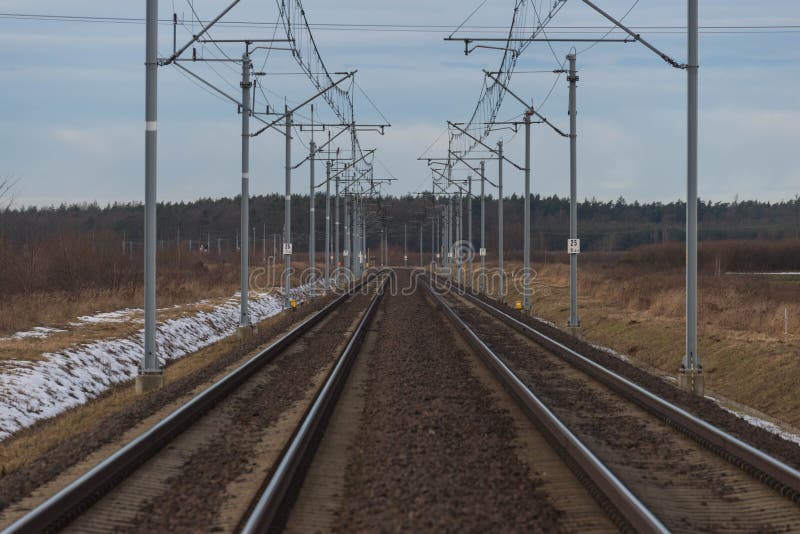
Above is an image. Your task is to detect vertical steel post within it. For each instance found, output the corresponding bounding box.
[457,193,463,283]
[419,222,424,268]
[480,161,486,292]
[353,200,360,276]
[239,52,252,327]
[309,141,316,284]
[351,199,357,276]
[523,112,532,310]
[344,195,350,271]
[142,0,159,375]
[358,203,362,274]
[403,223,407,267]
[283,108,292,309]
[334,175,340,274]
[432,216,436,268]
[324,161,331,289]
[568,53,581,328]
[362,201,367,270]
[498,141,505,301]
[452,196,461,284]
[468,175,473,287]
[683,0,701,382]
[448,196,453,272]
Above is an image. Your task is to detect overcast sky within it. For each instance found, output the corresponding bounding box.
[1,1,798,206]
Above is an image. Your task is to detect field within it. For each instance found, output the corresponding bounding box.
[3,233,799,432]
[0,231,319,337]
[482,241,800,430]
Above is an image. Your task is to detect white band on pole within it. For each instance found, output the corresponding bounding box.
[145,121,157,132]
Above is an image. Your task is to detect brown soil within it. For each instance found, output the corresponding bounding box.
[332,273,565,532]
[119,292,374,532]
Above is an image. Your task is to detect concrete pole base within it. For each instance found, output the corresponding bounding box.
[567,325,581,339]
[237,325,258,339]
[678,369,705,397]
[135,372,164,394]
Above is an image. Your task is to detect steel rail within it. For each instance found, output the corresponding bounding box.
[1,276,382,534]
[241,274,389,532]
[423,278,668,533]
[456,283,800,503]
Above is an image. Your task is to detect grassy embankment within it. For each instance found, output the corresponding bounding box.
[478,241,800,429]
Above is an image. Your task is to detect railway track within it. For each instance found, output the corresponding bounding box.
[2,274,388,534]
[426,275,800,532]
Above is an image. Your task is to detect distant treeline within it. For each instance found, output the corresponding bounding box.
[1,195,798,253]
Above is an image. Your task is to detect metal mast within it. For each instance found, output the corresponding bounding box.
[568,53,580,328]
[480,161,486,291]
[309,140,316,285]
[324,160,331,289]
[682,0,702,391]
[498,140,504,301]
[239,51,252,327]
[467,175,473,287]
[334,174,340,276]
[283,108,293,308]
[523,111,532,310]
[141,0,160,385]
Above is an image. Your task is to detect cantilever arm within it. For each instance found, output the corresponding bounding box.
[447,122,524,170]
[321,149,376,187]
[294,125,351,170]
[483,71,568,138]
[580,0,687,69]
[450,151,498,188]
[161,0,242,66]
[251,72,356,137]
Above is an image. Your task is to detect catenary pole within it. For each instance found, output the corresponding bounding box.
[498,140,505,301]
[283,107,292,309]
[325,161,331,290]
[404,223,408,267]
[239,52,252,327]
[334,174,340,276]
[480,161,486,291]
[419,221,424,268]
[468,175,473,287]
[523,111,532,310]
[457,192,463,283]
[683,0,701,385]
[344,194,350,271]
[362,200,367,270]
[448,196,454,272]
[309,140,316,285]
[142,0,160,378]
[568,53,581,328]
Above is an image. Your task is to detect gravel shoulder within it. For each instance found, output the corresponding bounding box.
[330,274,572,532]
[471,289,800,470]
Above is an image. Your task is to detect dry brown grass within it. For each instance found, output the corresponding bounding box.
[477,258,800,429]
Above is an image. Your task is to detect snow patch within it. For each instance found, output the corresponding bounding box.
[0,326,68,341]
[0,284,319,441]
[725,272,800,276]
[75,308,141,324]
[587,342,632,363]
[707,397,800,447]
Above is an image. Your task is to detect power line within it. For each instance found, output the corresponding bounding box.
[1,13,798,34]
